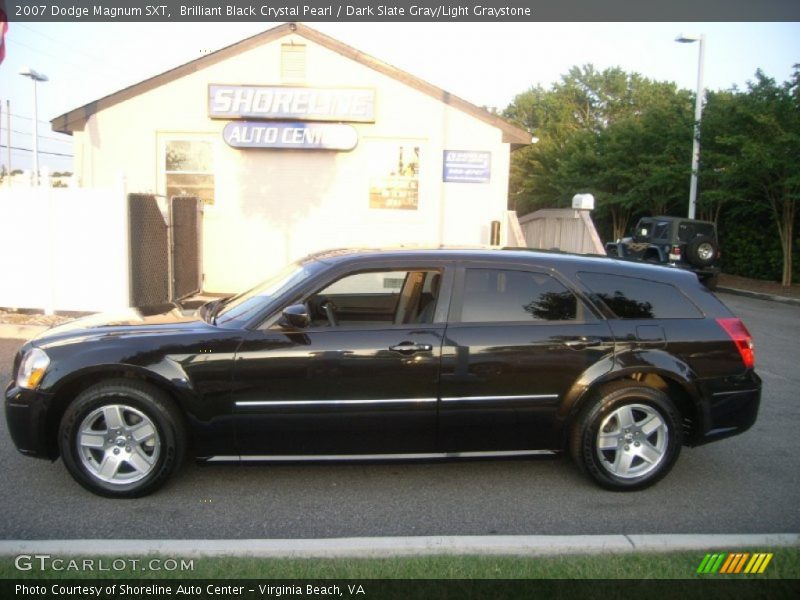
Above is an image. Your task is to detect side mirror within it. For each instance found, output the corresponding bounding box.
[281,304,310,329]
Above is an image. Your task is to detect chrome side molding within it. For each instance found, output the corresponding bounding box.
[205,449,557,462]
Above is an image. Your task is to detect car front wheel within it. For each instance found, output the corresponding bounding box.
[570,382,682,491]
[58,379,186,498]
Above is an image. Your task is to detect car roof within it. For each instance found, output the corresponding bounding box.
[301,246,700,285]
[638,215,716,226]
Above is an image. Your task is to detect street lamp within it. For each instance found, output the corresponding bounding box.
[675,33,705,220]
[19,67,48,186]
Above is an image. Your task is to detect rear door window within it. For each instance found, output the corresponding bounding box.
[459,268,587,322]
[578,272,702,319]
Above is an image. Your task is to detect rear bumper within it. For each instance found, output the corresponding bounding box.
[5,381,55,459]
[692,370,761,446]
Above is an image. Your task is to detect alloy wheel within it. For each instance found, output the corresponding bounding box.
[76,404,161,485]
[595,403,669,479]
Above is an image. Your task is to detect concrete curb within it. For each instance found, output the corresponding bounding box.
[0,324,47,340]
[0,534,798,558]
[718,286,800,307]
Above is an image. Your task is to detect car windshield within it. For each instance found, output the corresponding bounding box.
[214,262,315,326]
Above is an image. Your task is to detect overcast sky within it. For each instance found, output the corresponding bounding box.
[1,21,798,172]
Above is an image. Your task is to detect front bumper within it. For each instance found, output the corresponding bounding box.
[692,370,762,446]
[5,381,55,459]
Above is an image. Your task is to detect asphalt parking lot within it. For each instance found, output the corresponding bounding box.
[0,292,797,540]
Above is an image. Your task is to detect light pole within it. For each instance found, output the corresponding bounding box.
[675,33,705,220]
[19,67,48,186]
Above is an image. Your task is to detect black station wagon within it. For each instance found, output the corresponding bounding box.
[5,248,761,497]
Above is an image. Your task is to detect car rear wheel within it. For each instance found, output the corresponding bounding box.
[58,379,186,498]
[570,382,682,491]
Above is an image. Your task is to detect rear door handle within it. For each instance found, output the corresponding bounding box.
[389,342,433,354]
[563,337,603,349]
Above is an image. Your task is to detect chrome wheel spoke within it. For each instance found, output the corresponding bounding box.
[79,432,106,449]
[127,447,155,473]
[597,433,619,450]
[102,405,125,431]
[640,414,663,436]
[613,449,635,477]
[615,406,635,429]
[130,422,156,444]
[638,441,663,465]
[97,453,122,479]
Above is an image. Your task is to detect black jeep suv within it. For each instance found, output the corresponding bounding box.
[6,248,759,497]
[605,216,720,289]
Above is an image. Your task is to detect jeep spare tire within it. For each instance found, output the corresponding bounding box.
[686,235,718,268]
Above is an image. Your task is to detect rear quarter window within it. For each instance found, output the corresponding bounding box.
[578,272,703,319]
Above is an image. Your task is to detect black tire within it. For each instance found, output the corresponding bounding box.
[570,381,682,491]
[686,235,718,268]
[58,379,186,498]
[700,273,719,291]
[643,251,662,264]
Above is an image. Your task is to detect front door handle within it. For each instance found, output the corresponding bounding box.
[389,342,433,354]
[563,337,603,349]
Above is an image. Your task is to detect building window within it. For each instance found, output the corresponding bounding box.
[164,140,215,205]
[368,144,420,210]
[281,44,306,83]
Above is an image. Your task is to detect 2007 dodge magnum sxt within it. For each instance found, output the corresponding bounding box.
[5,248,761,497]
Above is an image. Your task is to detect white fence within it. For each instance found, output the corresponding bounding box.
[0,184,130,314]
[518,208,606,255]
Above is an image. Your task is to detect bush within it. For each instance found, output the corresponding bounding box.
[717,214,798,282]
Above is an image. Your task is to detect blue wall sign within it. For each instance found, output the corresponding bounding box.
[443,150,491,183]
[223,121,358,151]
[210,85,375,122]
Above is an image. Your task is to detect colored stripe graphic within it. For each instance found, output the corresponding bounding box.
[697,553,726,574]
[758,554,773,574]
[744,554,762,574]
[719,553,736,573]
[699,552,773,575]
[696,554,712,573]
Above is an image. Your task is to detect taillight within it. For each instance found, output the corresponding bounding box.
[717,317,755,368]
[668,245,682,262]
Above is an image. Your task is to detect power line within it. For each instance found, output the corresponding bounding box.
[0,144,74,158]
[0,127,73,143]
[6,38,121,77]
[13,24,125,75]
[6,112,54,127]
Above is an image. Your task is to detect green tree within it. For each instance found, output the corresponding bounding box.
[702,68,799,286]
[504,65,693,240]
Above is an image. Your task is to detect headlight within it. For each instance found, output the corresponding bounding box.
[16,348,50,390]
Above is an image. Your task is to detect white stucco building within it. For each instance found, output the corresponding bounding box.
[52,23,531,293]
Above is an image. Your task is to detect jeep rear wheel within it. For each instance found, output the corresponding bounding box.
[686,235,718,268]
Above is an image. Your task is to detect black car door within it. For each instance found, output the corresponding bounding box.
[230,263,452,456]
[439,263,614,452]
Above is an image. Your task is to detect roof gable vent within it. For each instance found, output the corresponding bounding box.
[281,43,306,83]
